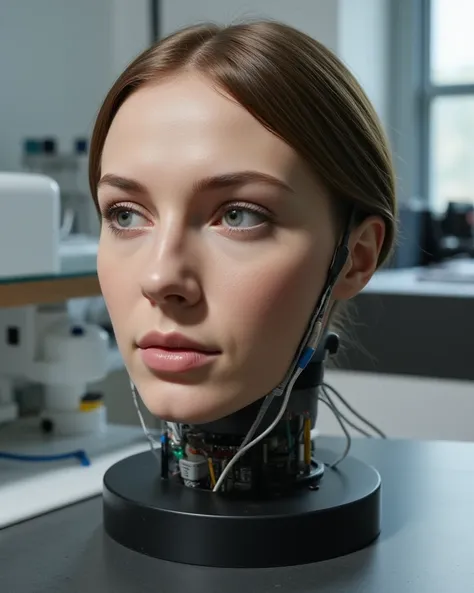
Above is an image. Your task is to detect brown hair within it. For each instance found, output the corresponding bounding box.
[89,20,397,265]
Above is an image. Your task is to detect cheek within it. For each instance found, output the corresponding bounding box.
[219,247,328,359]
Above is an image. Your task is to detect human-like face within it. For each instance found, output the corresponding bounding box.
[97,74,337,424]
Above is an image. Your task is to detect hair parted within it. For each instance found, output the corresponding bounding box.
[90,20,397,266]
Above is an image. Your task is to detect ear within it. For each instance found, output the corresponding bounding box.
[332,216,386,301]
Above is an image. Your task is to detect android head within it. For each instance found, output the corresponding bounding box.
[89,21,396,424]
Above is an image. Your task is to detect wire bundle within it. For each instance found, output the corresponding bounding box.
[318,381,386,468]
[130,377,387,489]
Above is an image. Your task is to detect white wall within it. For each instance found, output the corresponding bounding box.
[161,0,340,53]
[160,0,390,126]
[0,0,109,171]
[110,0,150,77]
[0,0,390,172]
[0,0,150,172]
[338,0,390,125]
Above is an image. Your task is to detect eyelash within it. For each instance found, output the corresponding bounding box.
[101,201,272,237]
[215,201,271,234]
[102,202,148,237]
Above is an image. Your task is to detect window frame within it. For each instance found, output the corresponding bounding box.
[390,0,474,207]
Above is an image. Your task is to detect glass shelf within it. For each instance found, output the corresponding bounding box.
[0,265,97,286]
[0,236,98,285]
[0,260,100,308]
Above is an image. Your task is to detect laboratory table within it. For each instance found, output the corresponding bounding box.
[1,436,473,592]
[339,268,474,381]
[0,272,100,308]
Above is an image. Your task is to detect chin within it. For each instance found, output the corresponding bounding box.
[140,385,250,426]
[148,404,231,425]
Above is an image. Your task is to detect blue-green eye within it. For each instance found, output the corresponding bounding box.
[115,210,137,228]
[222,207,267,229]
[102,204,150,235]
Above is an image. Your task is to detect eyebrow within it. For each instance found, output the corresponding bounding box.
[97,171,294,195]
[192,171,294,194]
[97,173,148,194]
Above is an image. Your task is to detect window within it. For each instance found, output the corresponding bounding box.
[421,0,474,211]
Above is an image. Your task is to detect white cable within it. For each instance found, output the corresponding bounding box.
[215,317,323,486]
[239,393,275,449]
[130,380,161,463]
[212,320,324,492]
[167,422,182,443]
[212,364,304,492]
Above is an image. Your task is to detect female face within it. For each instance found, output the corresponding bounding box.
[97,73,338,424]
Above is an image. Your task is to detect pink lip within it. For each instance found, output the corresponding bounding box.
[140,347,218,373]
[137,331,221,373]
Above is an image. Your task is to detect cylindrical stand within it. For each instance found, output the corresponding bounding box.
[103,448,381,568]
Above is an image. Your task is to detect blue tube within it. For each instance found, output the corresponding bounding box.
[298,347,315,369]
[0,450,91,466]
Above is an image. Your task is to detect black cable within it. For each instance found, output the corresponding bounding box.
[320,389,373,438]
[318,396,351,468]
[322,382,387,439]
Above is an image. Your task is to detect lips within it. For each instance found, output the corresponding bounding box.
[137,331,220,354]
[137,331,221,374]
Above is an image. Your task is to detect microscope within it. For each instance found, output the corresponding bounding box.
[103,331,381,568]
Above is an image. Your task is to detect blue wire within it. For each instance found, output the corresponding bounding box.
[298,346,315,369]
[0,450,91,466]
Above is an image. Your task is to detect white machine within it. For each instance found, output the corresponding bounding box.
[0,305,110,434]
[0,172,61,278]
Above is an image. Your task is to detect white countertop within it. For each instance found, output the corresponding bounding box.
[0,421,150,529]
[364,262,474,298]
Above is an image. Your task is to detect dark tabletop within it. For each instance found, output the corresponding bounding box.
[1,436,473,592]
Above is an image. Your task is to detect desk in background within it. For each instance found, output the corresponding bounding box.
[337,266,474,382]
[0,268,101,308]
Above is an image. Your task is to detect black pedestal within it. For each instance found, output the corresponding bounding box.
[103,449,381,568]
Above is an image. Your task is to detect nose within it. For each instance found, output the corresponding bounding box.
[140,225,202,309]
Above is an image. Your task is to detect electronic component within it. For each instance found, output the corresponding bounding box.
[179,457,208,482]
[159,408,320,494]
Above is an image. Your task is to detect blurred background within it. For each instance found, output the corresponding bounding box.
[0,0,473,455]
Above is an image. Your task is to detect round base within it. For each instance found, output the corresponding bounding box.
[103,449,381,568]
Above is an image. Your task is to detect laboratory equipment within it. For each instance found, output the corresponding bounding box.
[21,137,100,273]
[0,305,110,434]
[22,137,99,238]
[0,172,60,278]
[0,378,18,424]
[103,332,382,568]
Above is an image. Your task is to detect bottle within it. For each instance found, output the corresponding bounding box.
[74,138,99,237]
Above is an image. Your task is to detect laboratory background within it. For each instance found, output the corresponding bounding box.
[0,0,473,529]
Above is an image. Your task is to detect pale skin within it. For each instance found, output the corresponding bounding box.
[97,73,385,424]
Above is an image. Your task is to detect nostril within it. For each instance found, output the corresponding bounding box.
[142,284,200,307]
[171,294,186,304]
